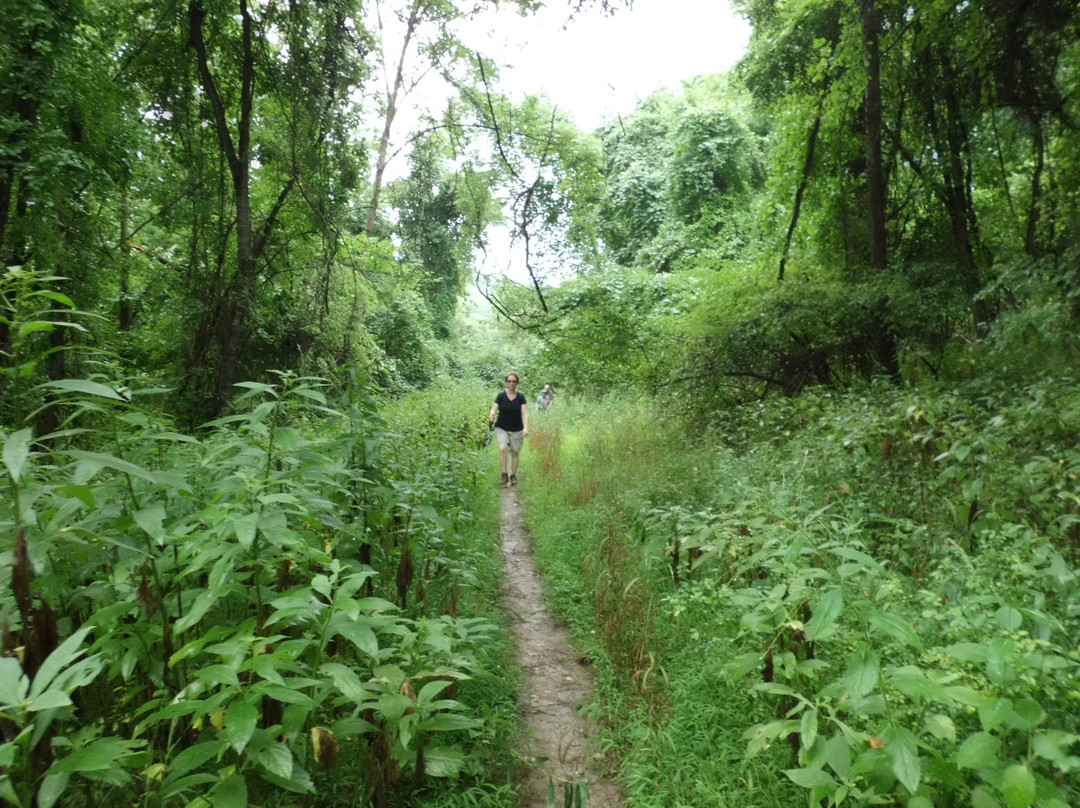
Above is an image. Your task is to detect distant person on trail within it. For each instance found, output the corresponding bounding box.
[537,384,554,412]
[489,372,529,487]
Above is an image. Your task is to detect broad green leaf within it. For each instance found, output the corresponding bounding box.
[50,656,102,695]
[378,693,415,721]
[1032,730,1077,762]
[223,700,258,753]
[908,796,934,808]
[249,654,287,685]
[424,745,465,777]
[330,716,378,738]
[334,570,376,602]
[18,321,57,338]
[55,484,96,510]
[868,610,923,649]
[249,401,276,423]
[0,657,28,704]
[0,777,21,807]
[979,697,1014,732]
[194,664,239,688]
[417,680,454,705]
[320,663,367,703]
[253,683,317,706]
[987,638,1015,686]
[162,741,225,786]
[66,450,157,484]
[356,597,400,613]
[231,512,258,550]
[800,708,819,753]
[261,761,314,794]
[784,766,836,789]
[42,379,126,401]
[372,664,406,690]
[722,652,762,680]
[843,644,879,699]
[290,387,327,404]
[1011,698,1045,730]
[161,774,221,800]
[312,574,332,598]
[824,734,851,779]
[829,545,884,572]
[26,290,75,307]
[2,428,33,484]
[805,589,843,642]
[333,621,379,658]
[234,381,277,397]
[211,773,247,808]
[134,503,167,543]
[175,590,216,634]
[942,685,984,707]
[1016,607,1061,630]
[925,714,956,743]
[36,772,70,808]
[28,690,73,711]
[253,743,293,780]
[995,606,1023,631]
[258,509,295,548]
[999,764,1036,808]
[946,642,988,663]
[47,738,134,773]
[956,732,1001,769]
[418,714,482,732]
[29,627,93,698]
[882,726,920,793]
[971,786,1003,808]
[888,666,948,702]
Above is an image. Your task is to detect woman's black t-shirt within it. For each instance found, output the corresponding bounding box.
[494,391,527,431]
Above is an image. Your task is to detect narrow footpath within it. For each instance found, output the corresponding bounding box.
[499,487,624,808]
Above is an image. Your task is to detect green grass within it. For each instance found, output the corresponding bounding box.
[516,379,1080,808]
[517,396,804,807]
[378,381,524,808]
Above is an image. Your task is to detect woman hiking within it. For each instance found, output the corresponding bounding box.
[489,372,529,486]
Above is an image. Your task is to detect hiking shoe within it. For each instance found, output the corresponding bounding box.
[500,472,509,486]
[509,474,517,486]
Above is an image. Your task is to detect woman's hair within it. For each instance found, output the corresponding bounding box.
[506,374,519,382]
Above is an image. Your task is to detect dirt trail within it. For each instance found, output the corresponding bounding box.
[499,487,624,808]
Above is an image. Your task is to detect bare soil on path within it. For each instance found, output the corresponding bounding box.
[499,487,624,808]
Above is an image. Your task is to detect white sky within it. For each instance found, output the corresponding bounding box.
[459,0,752,131]
[372,0,752,285]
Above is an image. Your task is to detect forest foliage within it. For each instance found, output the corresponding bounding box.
[3,0,1080,806]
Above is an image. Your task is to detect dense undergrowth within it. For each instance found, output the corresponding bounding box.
[518,367,1080,808]
[0,369,520,808]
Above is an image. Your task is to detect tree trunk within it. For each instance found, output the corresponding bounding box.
[862,0,887,272]
[188,0,259,414]
[365,0,423,235]
[1024,114,1044,257]
[779,96,825,283]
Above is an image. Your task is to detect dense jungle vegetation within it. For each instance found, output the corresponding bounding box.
[2,0,1079,807]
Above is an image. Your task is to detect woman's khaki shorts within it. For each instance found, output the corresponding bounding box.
[493,427,524,453]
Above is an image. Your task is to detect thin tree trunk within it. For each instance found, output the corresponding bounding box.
[366,0,423,235]
[779,96,825,283]
[1025,115,1044,257]
[862,0,887,272]
[119,194,132,331]
[188,0,258,414]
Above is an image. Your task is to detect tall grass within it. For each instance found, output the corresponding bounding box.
[377,381,523,808]
[520,394,802,808]
[517,376,1080,808]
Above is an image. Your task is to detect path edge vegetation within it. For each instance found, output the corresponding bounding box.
[0,360,525,808]
[517,370,1080,808]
